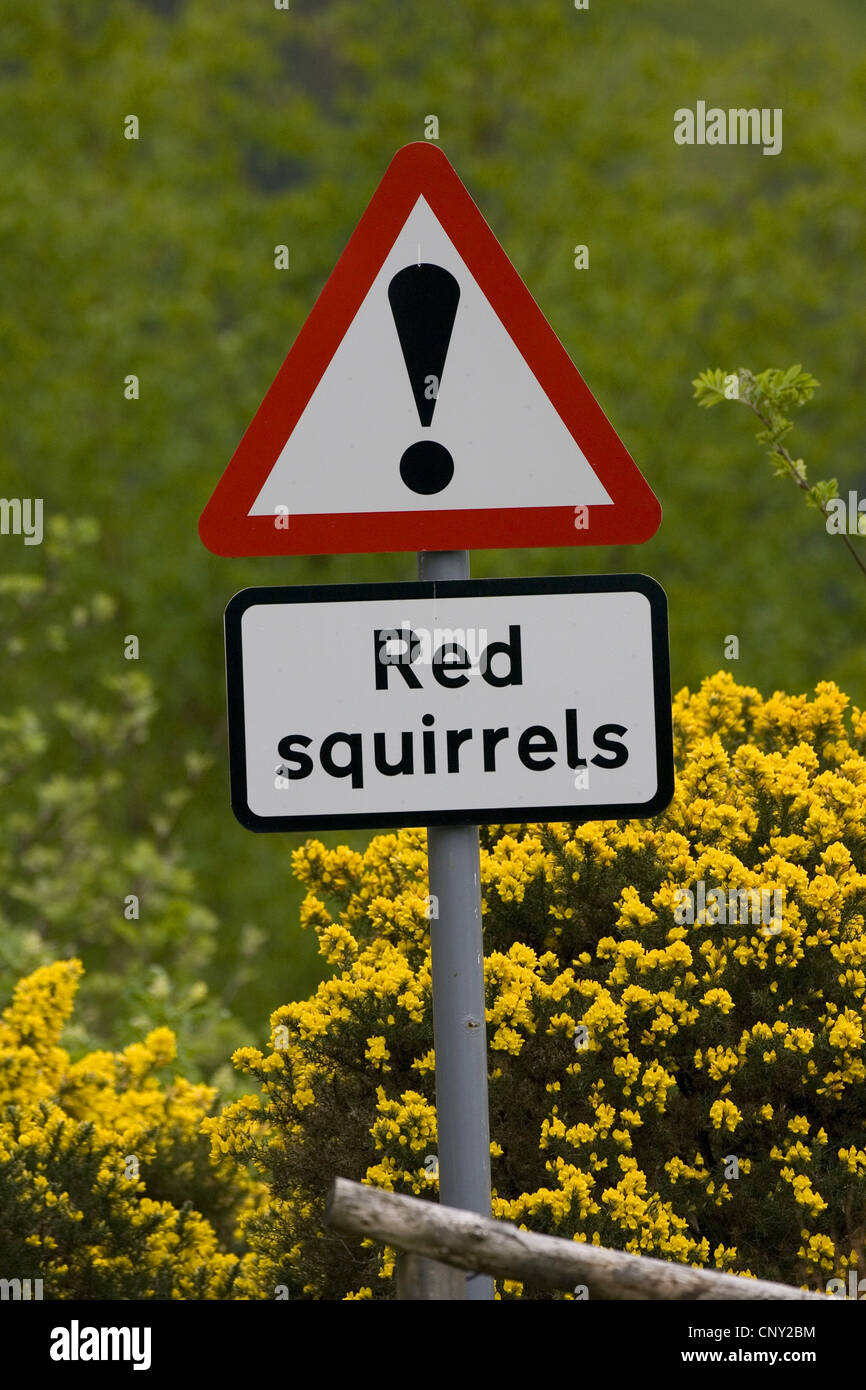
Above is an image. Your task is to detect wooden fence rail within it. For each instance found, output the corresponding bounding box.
[325,1177,827,1302]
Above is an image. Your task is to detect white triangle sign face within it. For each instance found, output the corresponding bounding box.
[200,144,661,556]
[249,196,613,519]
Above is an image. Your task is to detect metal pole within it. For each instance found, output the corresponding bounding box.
[417,548,494,1302]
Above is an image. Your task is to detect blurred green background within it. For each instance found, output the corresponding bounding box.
[2,0,865,1079]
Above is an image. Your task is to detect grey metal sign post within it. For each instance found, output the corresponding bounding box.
[418,547,494,1302]
[203,144,669,1309]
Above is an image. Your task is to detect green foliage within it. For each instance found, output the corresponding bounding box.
[693,364,825,493]
[694,364,866,581]
[4,0,866,1036]
[0,517,247,1078]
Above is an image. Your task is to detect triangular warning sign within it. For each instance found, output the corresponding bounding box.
[199,143,661,557]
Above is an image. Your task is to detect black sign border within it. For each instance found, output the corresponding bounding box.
[224,574,675,832]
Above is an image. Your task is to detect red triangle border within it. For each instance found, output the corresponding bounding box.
[199,142,661,557]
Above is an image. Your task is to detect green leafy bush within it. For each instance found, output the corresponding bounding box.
[0,517,243,1079]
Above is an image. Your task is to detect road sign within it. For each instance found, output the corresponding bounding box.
[224,575,674,831]
[200,143,662,558]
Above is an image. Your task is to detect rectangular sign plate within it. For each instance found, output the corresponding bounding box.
[224,575,674,831]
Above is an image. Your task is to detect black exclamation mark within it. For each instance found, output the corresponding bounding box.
[388,263,460,495]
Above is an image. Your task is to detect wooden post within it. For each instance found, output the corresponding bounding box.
[325,1178,826,1301]
[395,1252,466,1300]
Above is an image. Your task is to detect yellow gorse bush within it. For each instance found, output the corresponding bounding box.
[4,673,865,1299]
[0,960,262,1298]
[209,673,866,1299]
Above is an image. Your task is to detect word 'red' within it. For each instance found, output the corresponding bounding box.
[274,623,629,791]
